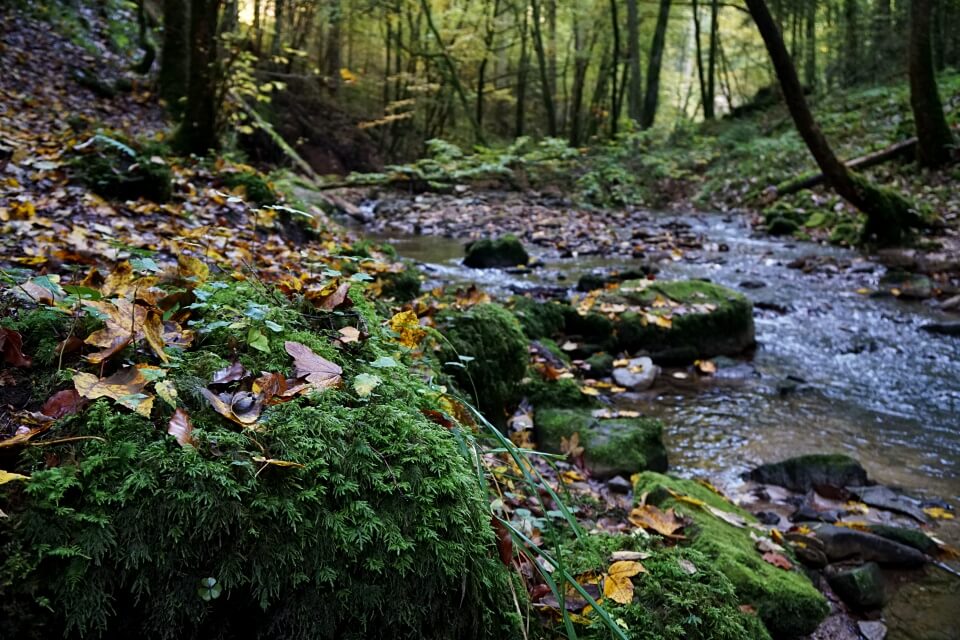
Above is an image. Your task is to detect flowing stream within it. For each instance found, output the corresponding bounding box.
[359,212,960,515]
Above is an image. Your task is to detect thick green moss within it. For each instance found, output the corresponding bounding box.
[222,171,278,206]
[378,265,422,302]
[851,173,926,246]
[510,297,566,339]
[521,375,595,410]
[463,235,529,269]
[564,534,771,640]
[71,137,173,203]
[437,304,529,424]
[535,408,667,478]
[562,306,615,347]
[615,280,755,364]
[1,391,520,639]
[633,472,829,637]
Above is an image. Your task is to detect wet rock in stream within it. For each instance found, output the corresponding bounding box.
[748,454,869,492]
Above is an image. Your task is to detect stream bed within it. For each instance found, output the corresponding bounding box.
[362,212,960,512]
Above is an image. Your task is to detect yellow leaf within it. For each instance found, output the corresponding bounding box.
[388,310,427,349]
[924,507,955,520]
[579,386,600,396]
[0,470,30,485]
[603,560,645,604]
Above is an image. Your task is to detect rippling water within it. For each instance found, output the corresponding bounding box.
[362,213,960,508]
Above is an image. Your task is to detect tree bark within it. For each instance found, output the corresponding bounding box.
[159,0,189,115]
[175,0,221,154]
[909,0,955,168]
[691,0,709,118]
[705,0,718,118]
[515,2,529,137]
[641,0,671,129]
[531,0,558,136]
[744,0,923,244]
[803,0,815,88]
[325,0,342,95]
[610,0,621,136]
[625,0,642,122]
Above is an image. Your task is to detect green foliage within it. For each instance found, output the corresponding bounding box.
[70,134,173,203]
[634,473,829,637]
[222,170,278,206]
[437,303,529,424]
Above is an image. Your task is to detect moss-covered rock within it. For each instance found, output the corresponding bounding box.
[865,525,938,555]
[437,303,528,424]
[562,306,616,347]
[222,170,278,206]
[521,376,596,410]
[827,562,886,610]
[564,534,771,640]
[463,235,529,269]
[634,472,829,637]
[614,280,755,364]
[747,454,868,492]
[584,352,615,376]
[510,296,565,339]
[378,265,422,302]
[766,216,800,236]
[535,408,667,478]
[70,136,173,203]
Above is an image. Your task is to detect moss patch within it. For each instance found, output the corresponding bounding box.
[70,135,173,203]
[535,408,667,478]
[436,303,528,424]
[563,534,771,640]
[614,280,754,364]
[462,235,529,269]
[634,472,829,637]
[222,170,278,206]
[510,296,566,339]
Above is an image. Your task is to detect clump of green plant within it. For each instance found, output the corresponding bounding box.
[70,134,173,203]
[221,170,278,206]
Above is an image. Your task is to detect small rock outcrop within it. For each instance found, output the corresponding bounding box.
[748,454,868,492]
[463,235,529,269]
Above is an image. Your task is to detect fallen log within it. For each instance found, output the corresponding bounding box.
[773,137,918,198]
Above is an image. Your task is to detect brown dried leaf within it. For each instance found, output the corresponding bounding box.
[338,326,362,344]
[40,389,85,419]
[0,328,32,368]
[142,310,169,362]
[285,341,342,390]
[628,504,686,538]
[73,366,154,417]
[312,282,352,311]
[210,361,249,386]
[167,408,194,447]
[762,552,794,570]
[83,298,147,363]
[603,560,645,604]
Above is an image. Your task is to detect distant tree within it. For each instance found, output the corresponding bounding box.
[175,0,221,154]
[745,0,924,245]
[909,0,955,168]
[641,0,671,129]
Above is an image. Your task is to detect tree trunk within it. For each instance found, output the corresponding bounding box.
[516,3,529,137]
[842,0,859,85]
[569,15,592,145]
[691,0,709,118]
[641,0,670,129]
[531,0,557,136]
[175,0,220,154]
[803,0,815,88]
[610,0,621,136]
[745,0,923,245]
[625,0,642,122]
[705,0,718,118]
[909,0,955,168]
[325,0,342,95]
[159,0,189,115]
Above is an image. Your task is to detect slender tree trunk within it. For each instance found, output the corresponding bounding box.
[271,0,285,57]
[531,0,558,136]
[159,0,189,115]
[516,3,529,137]
[176,0,221,154]
[705,0,718,118]
[569,16,592,145]
[325,0,342,95]
[641,0,671,129]
[804,0,816,88]
[842,0,859,85]
[610,0,621,136]
[625,0,642,122]
[253,0,262,54]
[909,0,955,168]
[691,0,709,119]
[745,0,922,244]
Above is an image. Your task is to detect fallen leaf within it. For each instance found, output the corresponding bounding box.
[923,507,955,520]
[609,551,651,562]
[762,552,793,570]
[167,408,194,447]
[628,504,686,538]
[388,310,427,349]
[422,408,455,429]
[560,432,584,458]
[338,326,362,343]
[492,517,513,566]
[155,380,178,407]
[200,388,262,425]
[677,558,698,574]
[210,361,248,385]
[252,456,304,468]
[0,329,32,367]
[40,389,85,419]
[353,372,381,397]
[603,560,645,604]
[285,341,342,390]
[695,359,717,375]
[73,366,154,416]
[0,470,30,485]
[310,281,352,311]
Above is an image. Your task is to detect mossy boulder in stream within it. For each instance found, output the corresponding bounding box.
[535,408,667,478]
[633,473,829,637]
[510,296,566,339]
[613,280,755,364]
[748,453,868,492]
[437,303,529,423]
[463,235,529,269]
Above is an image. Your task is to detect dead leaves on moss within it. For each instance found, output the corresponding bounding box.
[73,365,158,417]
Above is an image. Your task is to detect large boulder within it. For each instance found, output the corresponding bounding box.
[827,562,886,610]
[572,280,755,364]
[437,303,529,424]
[748,454,868,492]
[463,235,529,269]
[634,472,830,638]
[535,408,667,478]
